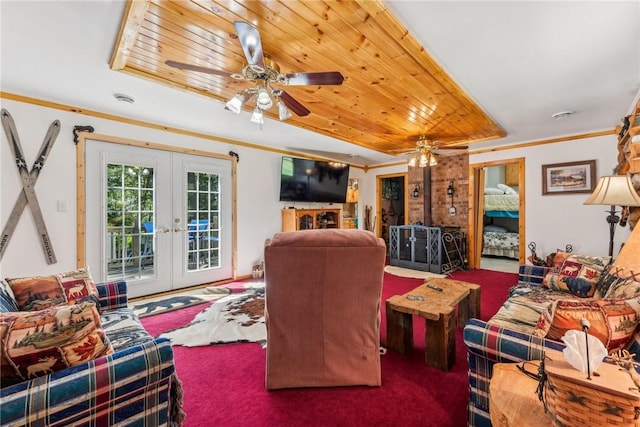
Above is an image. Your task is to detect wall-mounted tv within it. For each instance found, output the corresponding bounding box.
[279,156,350,203]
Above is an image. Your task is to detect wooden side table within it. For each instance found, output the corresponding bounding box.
[489,363,552,427]
[385,278,480,371]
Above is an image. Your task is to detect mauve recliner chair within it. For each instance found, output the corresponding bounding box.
[264,229,386,389]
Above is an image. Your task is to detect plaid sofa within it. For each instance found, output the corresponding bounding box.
[0,280,185,426]
[463,265,640,427]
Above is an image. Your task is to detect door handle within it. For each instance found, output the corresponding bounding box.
[174,227,185,233]
[157,227,171,233]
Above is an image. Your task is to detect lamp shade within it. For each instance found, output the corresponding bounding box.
[256,86,273,109]
[277,101,292,121]
[583,175,640,206]
[250,107,264,125]
[225,93,245,114]
[612,223,640,280]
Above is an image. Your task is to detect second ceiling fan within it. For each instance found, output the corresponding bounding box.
[166,21,345,125]
[393,135,468,167]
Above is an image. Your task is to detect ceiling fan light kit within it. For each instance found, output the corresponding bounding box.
[165,21,344,127]
[408,148,438,168]
[424,153,438,167]
[402,135,468,167]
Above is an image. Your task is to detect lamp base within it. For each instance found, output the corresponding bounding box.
[606,205,620,258]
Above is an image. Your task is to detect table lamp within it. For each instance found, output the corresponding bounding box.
[584,175,640,257]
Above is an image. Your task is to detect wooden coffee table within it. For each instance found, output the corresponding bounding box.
[385,278,481,371]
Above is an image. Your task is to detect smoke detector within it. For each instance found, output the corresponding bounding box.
[114,93,135,104]
[551,111,574,120]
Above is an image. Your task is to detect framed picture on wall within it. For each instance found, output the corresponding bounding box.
[542,160,597,195]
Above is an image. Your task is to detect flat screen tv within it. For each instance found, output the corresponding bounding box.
[279,156,350,203]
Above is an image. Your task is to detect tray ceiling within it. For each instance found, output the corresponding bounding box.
[110,0,505,155]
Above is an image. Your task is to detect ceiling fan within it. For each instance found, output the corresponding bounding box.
[392,135,468,167]
[165,21,344,125]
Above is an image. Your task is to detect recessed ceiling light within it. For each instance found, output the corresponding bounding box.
[114,93,135,104]
[551,111,574,120]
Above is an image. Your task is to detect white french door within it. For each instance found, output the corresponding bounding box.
[85,140,233,298]
[170,157,232,289]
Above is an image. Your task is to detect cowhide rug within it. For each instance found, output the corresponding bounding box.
[160,284,266,347]
[130,281,262,318]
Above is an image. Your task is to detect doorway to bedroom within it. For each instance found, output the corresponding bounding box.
[469,158,525,272]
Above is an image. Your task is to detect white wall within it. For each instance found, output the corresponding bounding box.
[359,136,631,260]
[471,134,631,258]
[485,166,505,188]
[0,99,360,280]
[1,100,81,279]
[0,98,630,281]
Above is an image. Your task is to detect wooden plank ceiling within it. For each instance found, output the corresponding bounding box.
[110,0,506,155]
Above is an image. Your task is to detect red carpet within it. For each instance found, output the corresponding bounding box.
[141,268,515,427]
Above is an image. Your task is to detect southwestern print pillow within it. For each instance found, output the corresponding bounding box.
[545,254,611,298]
[533,298,639,352]
[603,272,640,300]
[5,268,100,312]
[541,250,573,289]
[0,302,113,387]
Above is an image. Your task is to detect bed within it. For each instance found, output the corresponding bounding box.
[482,225,519,259]
[482,187,520,259]
[483,194,519,218]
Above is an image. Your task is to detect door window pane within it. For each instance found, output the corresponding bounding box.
[186,171,221,271]
[106,164,155,281]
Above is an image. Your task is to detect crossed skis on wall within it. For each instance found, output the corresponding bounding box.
[0,109,60,264]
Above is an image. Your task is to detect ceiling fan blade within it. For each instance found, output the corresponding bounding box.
[388,148,418,154]
[433,147,469,156]
[165,60,235,78]
[284,71,344,86]
[234,21,265,72]
[435,145,468,150]
[278,90,311,117]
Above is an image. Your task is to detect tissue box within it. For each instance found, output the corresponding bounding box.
[542,352,640,427]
